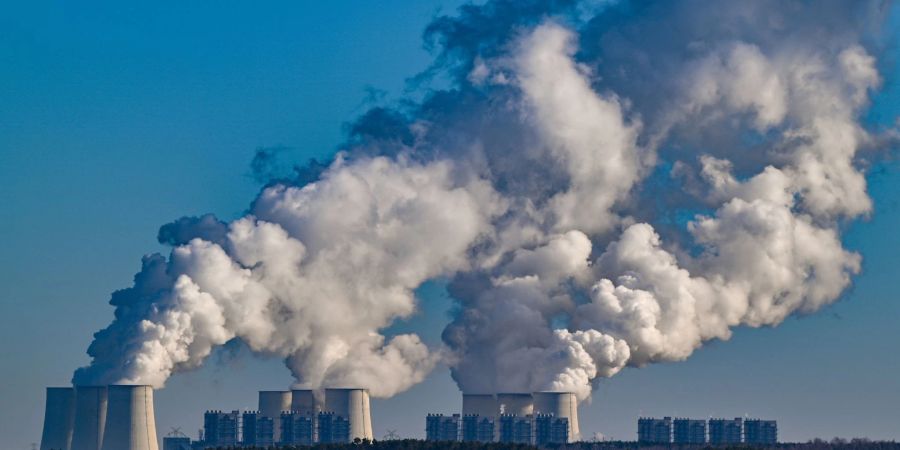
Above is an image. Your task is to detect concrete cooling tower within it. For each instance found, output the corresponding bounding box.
[290,389,321,416]
[71,386,108,450]
[462,394,497,417]
[40,387,75,450]
[533,391,580,442]
[324,388,373,441]
[100,385,159,450]
[496,393,533,416]
[258,391,291,441]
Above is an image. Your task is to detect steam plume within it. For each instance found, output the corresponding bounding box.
[75,0,895,403]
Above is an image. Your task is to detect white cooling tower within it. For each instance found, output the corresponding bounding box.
[324,388,373,441]
[290,389,321,416]
[100,385,159,450]
[258,391,291,441]
[533,391,580,442]
[462,394,497,417]
[71,386,108,450]
[496,393,533,416]
[40,387,75,450]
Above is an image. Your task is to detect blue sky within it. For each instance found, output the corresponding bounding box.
[1,1,898,448]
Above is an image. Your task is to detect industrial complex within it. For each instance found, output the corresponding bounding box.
[39,386,373,450]
[638,417,778,445]
[39,385,779,449]
[425,392,579,445]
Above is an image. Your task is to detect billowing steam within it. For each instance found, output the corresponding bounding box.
[75,0,895,402]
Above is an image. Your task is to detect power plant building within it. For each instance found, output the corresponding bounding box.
[461,415,495,442]
[280,412,315,445]
[709,418,744,444]
[745,419,778,444]
[257,391,291,443]
[161,436,190,450]
[425,414,461,441]
[202,410,239,448]
[317,412,351,443]
[498,414,533,444]
[638,417,672,443]
[534,414,569,445]
[673,418,707,444]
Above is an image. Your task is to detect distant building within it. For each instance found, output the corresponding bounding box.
[281,411,315,445]
[202,410,239,448]
[318,411,350,443]
[425,414,461,441]
[498,414,532,444]
[461,414,495,442]
[673,418,707,444]
[745,419,778,444]
[709,418,743,444]
[242,412,257,446]
[534,414,569,445]
[638,417,672,443]
[162,436,191,450]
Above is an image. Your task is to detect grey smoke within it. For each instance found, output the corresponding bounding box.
[74,0,895,412]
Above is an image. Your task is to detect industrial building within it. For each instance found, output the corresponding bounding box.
[280,411,315,445]
[745,419,778,444]
[425,414,461,441]
[709,418,744,444]
[673,418,707,444]
[639,416,776,444]
[429,392,576,444]
[638,417,673,443]
[161,436,191,450]
[41,385,160,450]
[461,415,495,442]
[203,410,240,447]
[498,414,533,444]
[534,414,569,445]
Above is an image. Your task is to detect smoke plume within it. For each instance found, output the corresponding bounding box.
[75,0,895,403]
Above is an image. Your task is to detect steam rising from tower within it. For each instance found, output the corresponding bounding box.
[70,0,895,405]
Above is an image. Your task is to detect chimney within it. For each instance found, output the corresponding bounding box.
[71,386,108,450]
[40,387,75,450]
[100,385,159,450]
[324,388,373,442]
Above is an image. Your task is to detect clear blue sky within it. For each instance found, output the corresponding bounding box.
[1,2,899,448]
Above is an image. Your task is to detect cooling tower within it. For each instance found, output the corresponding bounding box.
[496,393,533,416]
[258,391,291,441]
[40,387,75,450]
[533,391,580,442]
[462,394,497,417]
[290,389,321,416]
[324,388,373,441]
[100,385,159,450]
[71,386,108,450]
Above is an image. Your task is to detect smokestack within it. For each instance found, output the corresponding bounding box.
[70,386,108,450]
[533,391,580,442]
[324,388,373,441]
[290,390,321,416]
[100,385,159,450]
[258,391,291,442]
[462,394,497,417]
[496,393,533,416]
[40,387,75,450]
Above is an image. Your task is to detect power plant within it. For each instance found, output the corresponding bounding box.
[42,385,159,450]
[427,391,581,444]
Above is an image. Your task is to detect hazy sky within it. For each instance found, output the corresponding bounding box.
[1,1,899,449]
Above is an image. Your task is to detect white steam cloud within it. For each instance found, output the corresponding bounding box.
[75,0,894,404]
